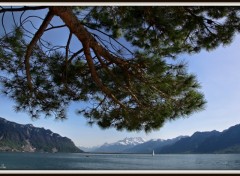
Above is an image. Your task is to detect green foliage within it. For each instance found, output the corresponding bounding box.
[1,6,240,132]
[80,54,205,132]
[88,6,240,55]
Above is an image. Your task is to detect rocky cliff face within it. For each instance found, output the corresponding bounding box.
[0,117,82,153]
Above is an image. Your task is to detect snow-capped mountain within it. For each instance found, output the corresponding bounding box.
[93,137,145,153]
[123,136,187,154]
[83,136,189,153]
[78,145,100,152]
[112,137,145,146]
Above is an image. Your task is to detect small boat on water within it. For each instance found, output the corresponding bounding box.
[0,164,6,169]
[152,150,155,156]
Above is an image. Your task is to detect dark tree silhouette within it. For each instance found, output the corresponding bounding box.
[0,6,239,131]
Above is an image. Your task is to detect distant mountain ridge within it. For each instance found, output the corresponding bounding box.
[93,137,146,153]
[158,124,240,154]
[158,130,221,154]
[0,117,82,153]
[82,123,240,154]
[84,136,186,153]
[124,136,186,154]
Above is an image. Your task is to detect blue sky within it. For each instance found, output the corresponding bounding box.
[1,7,240,147]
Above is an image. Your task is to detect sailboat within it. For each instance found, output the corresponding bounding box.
[0,164,6,169]
[152,150,155,156]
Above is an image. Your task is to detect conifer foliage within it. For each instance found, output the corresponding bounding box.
[0,6,239,131]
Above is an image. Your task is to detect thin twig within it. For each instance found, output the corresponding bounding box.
[11,6,17,27]
[85,23,134,55]
[45,24,66,32]
[24,10,54,91]
[0,6,48,13]
[65,32,72,61]
[68,48,84,63]
[84,42,126,109]
[1,12,6,35]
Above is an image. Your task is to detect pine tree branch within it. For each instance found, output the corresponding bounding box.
[65,32,72,61]
[93,48,142,107]
[62,32,73,85]
[45,24,67,32]
[11,7,17,27]
[1,12,6,35]
[93,49,112,75]
[25,10,54,91]
[83,42,126,109]
[83,23,134,55]
[50,7,132,108]
[68,48,84,63]
[50,7,129,68]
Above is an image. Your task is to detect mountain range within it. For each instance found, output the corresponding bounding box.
[93,137,146,153]
[79,136,186,153]
[159,124,240,154]
[0,117,82,153]
[2,116,240,154]
[80,123,240,154]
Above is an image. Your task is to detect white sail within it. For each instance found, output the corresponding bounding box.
[0,164,6,169]
[152,150,155,156]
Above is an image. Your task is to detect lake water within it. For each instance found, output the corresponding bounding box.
[0,152,240,171]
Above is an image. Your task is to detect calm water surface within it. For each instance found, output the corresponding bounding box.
[0,153,240,170]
